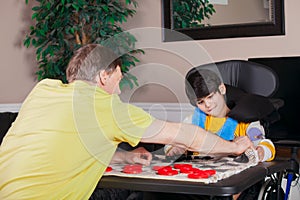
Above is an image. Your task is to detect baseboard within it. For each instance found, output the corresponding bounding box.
[0,104,22,112]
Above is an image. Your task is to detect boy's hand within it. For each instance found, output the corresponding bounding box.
[124,147,152,166]
[256,146,265,162]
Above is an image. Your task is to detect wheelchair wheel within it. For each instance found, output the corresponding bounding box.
[258,178,285,200]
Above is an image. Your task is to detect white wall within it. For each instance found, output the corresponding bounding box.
[0,102,194,122]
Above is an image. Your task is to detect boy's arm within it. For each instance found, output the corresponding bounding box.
[256,140,275,161]
[246,121,275,161]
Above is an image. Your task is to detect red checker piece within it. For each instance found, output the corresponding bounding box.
[173,164,194,173]
[188,170,210,179]
[173,164,193,169]
[181,167,201,174]
[187,169,216,179]
[179,166,194,173]
[105,166,113,172]
[124,164,143,168]
[204,169,216,176]
[123,164,143,174]
[152,165,171,171]
[157,166,178,176]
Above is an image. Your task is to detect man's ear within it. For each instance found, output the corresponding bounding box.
[96,70,108,86]
[219,83,226,95]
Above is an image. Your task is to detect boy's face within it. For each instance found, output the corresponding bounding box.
[196,84,227,118]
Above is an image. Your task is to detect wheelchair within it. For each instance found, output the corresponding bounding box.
[199,60,300,200]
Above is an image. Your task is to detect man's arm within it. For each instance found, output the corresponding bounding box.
[141,119,252,156]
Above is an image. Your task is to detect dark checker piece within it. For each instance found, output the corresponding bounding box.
[233,153,249,163]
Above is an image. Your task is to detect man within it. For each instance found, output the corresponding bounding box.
[0,44,252,199]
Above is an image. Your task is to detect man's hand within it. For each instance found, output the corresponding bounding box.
[124,147,152,166]
[164,145,186,156]
[232,136,254,155]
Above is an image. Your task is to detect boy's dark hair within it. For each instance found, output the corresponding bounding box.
[185,68,222,107]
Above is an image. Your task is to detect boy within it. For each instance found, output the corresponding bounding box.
[167,68,275,162]
[185,68,275,161]
[166,68,276,200]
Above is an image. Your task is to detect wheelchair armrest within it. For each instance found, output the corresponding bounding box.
[269,98,284,110]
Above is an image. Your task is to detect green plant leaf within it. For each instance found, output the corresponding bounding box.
[32,13,38,20]
[172,0,215,29]
[46,2,51,10]
[24,0,142,86]
[71,4,79,11]
[32,6,40,11]
[23,37,31,48]
[109,17,115,25]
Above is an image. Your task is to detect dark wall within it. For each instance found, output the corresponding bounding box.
[0,112,18,144]
[249,57,300,140]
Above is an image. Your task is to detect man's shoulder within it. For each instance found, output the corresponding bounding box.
[37,79,63,86]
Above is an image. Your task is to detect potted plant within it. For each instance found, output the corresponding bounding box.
[24,0,143,89]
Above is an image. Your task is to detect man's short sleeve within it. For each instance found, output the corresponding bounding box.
[96,94,154,147]
[113,100,155,146]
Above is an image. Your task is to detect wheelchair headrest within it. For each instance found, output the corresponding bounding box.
[196,60,279,97]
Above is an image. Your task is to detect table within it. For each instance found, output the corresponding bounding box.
[98,159,291,198]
